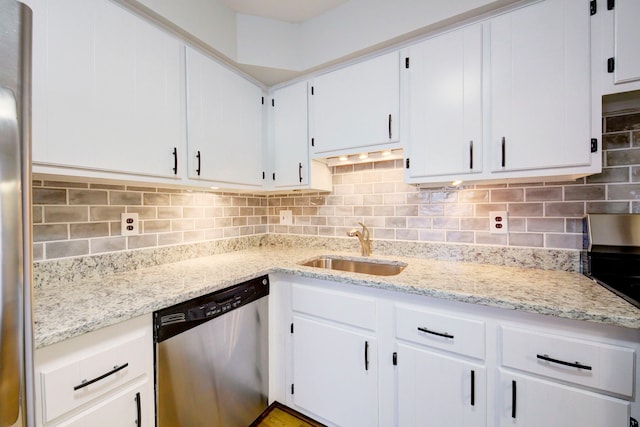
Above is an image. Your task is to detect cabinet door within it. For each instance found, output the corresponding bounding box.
[310,51,400,155]
[397,344,486,427]
[292,315,378,427]
[613,0,640,84]
[272,82,310,188]
[186,47,264,187]
[498,371,630,426]
[405,23,483,181]
[489,0,592,172]
[30,0,183,178]
[55,383,146,427]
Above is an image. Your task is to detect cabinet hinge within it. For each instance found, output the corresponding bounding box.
[590,0,597,15]
[591,138,598,153]
[607,0,614,10]
[405,57,410,69]
[405,158,410,169]
[608,57,615,73]
[311,137,315,147]
[392,352,398,366]
[291,384,295,395]
[272,99,275,107]
[290,323,294,333]
[311,86,314,96]
[261,96,264,105]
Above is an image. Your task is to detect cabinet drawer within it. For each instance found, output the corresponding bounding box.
[40,327,149,422]
[292,284,376,330]
[395,304,485,360]
[501,326,635,397]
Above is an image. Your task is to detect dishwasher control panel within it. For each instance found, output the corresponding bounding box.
[153,275,269,343]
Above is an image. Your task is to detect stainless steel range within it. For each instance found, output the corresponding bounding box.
[586,214,640,308]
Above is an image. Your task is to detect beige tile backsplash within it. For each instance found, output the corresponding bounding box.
[33,108,640,260]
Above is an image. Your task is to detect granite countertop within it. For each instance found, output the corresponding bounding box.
[33,247,640,349]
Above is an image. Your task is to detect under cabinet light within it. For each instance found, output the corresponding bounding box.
[324,148,404,167]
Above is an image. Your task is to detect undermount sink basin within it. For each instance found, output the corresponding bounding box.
[300,256,407,276]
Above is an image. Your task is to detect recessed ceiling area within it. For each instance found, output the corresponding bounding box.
[221,0,349,23]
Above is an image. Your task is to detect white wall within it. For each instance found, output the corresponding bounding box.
[133,0,238,59]
[236,15,301,71]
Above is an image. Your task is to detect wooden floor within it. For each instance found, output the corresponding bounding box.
[250,402,326,427]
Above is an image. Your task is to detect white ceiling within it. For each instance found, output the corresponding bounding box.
[221,0,349,23]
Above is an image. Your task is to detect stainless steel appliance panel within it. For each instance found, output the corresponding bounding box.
[155,277,269,427]
[0,2,33,426]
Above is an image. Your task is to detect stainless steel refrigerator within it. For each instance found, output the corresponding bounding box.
[0,1,34,426]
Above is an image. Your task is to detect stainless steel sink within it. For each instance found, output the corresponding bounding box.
[300,256,407,276]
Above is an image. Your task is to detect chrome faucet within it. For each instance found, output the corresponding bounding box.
[347,222,372,256]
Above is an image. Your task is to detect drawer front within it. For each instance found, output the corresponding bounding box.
[396,304,485,360]
[292,283,376,330]
[501,326,635,397]
[40,328,148,422]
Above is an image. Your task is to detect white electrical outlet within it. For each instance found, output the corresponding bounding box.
[490,211,508,234]
[280,210,293,225]
[121,212,139,236]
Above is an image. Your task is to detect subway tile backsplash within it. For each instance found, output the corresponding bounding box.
[32,108,640,260]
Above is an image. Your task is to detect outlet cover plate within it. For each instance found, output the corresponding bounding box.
[490,211,508,234]
[121,212,139,236]
[280,210,293,225]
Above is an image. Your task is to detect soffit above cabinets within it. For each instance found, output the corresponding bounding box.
[220,0,349,23]
[122,0,522,86]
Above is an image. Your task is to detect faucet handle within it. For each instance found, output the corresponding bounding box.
[358,222,370,241]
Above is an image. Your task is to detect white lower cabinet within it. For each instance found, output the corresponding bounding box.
[272,275,640,427]
[55,383,146,427]
[292,316,378,427]
[34,315,153,427]
[397,344,486,427]
[289,283,378,427]
[497,371,630,426]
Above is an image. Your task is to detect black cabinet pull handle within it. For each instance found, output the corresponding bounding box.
[536,354,592,371]
[388,114,392,139]
[196,150,201,176]
[469,140,474,170]
[501,137,506,168]
[172,147,178,175]
[470,370,475,406]
[135,391,141,426]
[364,341,369,371]
[298,162,303,183]
[73,363,129,391]
[511,380,517,419]
[417,326,454,339]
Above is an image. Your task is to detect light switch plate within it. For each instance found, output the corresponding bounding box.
[121,212,139,236]
[280,210,293,225]
[490,211,508,234]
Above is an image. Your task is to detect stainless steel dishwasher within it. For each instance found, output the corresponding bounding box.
[153,275,269,427]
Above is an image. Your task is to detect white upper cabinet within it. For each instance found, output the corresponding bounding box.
[29,0,184,179]
[309,51,401,156]
[489,0,595,175]
[598,0,640,94]
[186,47,265,188]
[270,82,332,191]
[404,23,483,183]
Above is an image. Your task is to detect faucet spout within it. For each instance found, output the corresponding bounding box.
[347,222,372,256]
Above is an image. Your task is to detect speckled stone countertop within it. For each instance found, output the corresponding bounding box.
[33,246,640,349]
